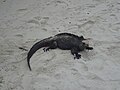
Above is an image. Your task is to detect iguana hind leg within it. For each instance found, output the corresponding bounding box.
[43,41,57,52]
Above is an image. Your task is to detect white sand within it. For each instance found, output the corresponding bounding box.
[0,0,120,90]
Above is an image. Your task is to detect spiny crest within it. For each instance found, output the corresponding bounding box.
[55,33,85,40]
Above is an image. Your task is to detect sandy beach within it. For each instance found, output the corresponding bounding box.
[0,0,120,90]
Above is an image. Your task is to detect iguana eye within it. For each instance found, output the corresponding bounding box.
[83,42,85,45]
[80,36,84,39]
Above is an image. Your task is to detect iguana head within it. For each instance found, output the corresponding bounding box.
[80,36,91,40]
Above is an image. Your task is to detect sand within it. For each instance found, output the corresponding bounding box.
[0,0,120,90]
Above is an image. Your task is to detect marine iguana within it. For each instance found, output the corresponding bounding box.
[27,33,93,70]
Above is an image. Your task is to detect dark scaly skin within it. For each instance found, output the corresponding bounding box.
[27,33,93,70]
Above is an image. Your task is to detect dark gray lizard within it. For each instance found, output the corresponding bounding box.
[27,33,93,70]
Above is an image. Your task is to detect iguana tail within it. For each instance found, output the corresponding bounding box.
[27,37,54,71]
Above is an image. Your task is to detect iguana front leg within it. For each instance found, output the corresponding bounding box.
[71,48,81,59]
